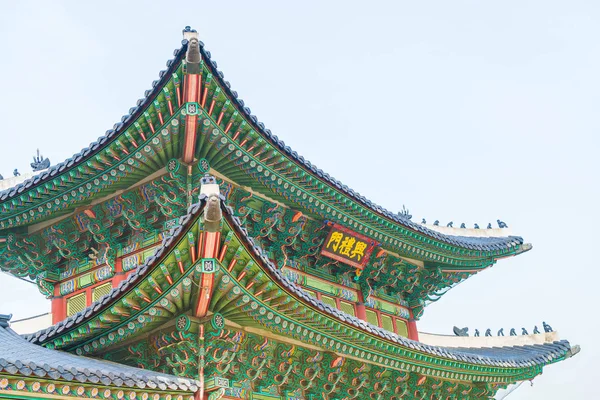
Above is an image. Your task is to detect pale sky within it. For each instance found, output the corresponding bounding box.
[0,1,598,398]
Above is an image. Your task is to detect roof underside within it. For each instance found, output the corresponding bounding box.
[25,196,573,377]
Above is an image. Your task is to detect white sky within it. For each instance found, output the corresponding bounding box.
[0,1,598,398]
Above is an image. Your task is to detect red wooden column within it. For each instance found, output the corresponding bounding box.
[408,319,419,341]
[111,257,126,287]
[355,291,367,322]
[51,285,66,324]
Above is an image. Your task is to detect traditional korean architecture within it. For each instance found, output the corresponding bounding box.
[0,27,578,399]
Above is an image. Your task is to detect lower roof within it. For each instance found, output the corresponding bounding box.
[24,192,577,373]
[0,314,198,393]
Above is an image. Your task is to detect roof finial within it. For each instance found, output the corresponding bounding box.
[183,26,201,74]
[398,205,412,220]
[453,326,469,336]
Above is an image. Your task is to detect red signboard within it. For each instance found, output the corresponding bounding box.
[320,223,378,269]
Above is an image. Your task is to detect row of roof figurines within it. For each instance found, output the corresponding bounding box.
[0,150,50,180]
[398,206,509,230]
[453,322,554,337]
[0,151,510,231]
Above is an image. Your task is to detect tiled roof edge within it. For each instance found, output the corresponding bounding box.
[0,324,199,391]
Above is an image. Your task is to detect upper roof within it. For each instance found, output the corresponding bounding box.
[0,314,199,392]
[0,28,529,269]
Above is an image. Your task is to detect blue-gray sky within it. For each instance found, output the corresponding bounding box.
[0,1,597,398]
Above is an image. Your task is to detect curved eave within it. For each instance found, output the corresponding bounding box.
[26,199,206,346]
[195,39,527,256]
[221,201,573,371]
[0,43,188,229]
[26,195,574,380]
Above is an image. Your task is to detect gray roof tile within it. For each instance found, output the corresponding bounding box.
[0,315,198,391]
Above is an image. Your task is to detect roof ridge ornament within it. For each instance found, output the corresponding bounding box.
[397,205,412,220]
[200,174,222,232]
[183,26,201,74]
[31,149,50,172]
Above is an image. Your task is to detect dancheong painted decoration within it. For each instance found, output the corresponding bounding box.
[0,26,579,400]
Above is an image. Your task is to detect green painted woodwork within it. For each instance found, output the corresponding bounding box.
[0,55,526,283]
[0,162,190,279]
[113,315,503,399]
[222,184,470,311]
[37,200,560,397]
[0,37,558,400]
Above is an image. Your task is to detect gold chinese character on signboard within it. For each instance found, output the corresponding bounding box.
[327,231,344,251]
[338,237,356,256]
[350,241,367,261]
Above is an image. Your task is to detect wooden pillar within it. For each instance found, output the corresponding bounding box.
[194,181,222,318]
[356,291,367,322]
[408,319,419,341]
[51,297,65,324]
[112,257,126,287]
[85,287,93,308]
[51,285,65,324]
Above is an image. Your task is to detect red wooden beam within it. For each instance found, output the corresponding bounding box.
[182,74,201,163]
